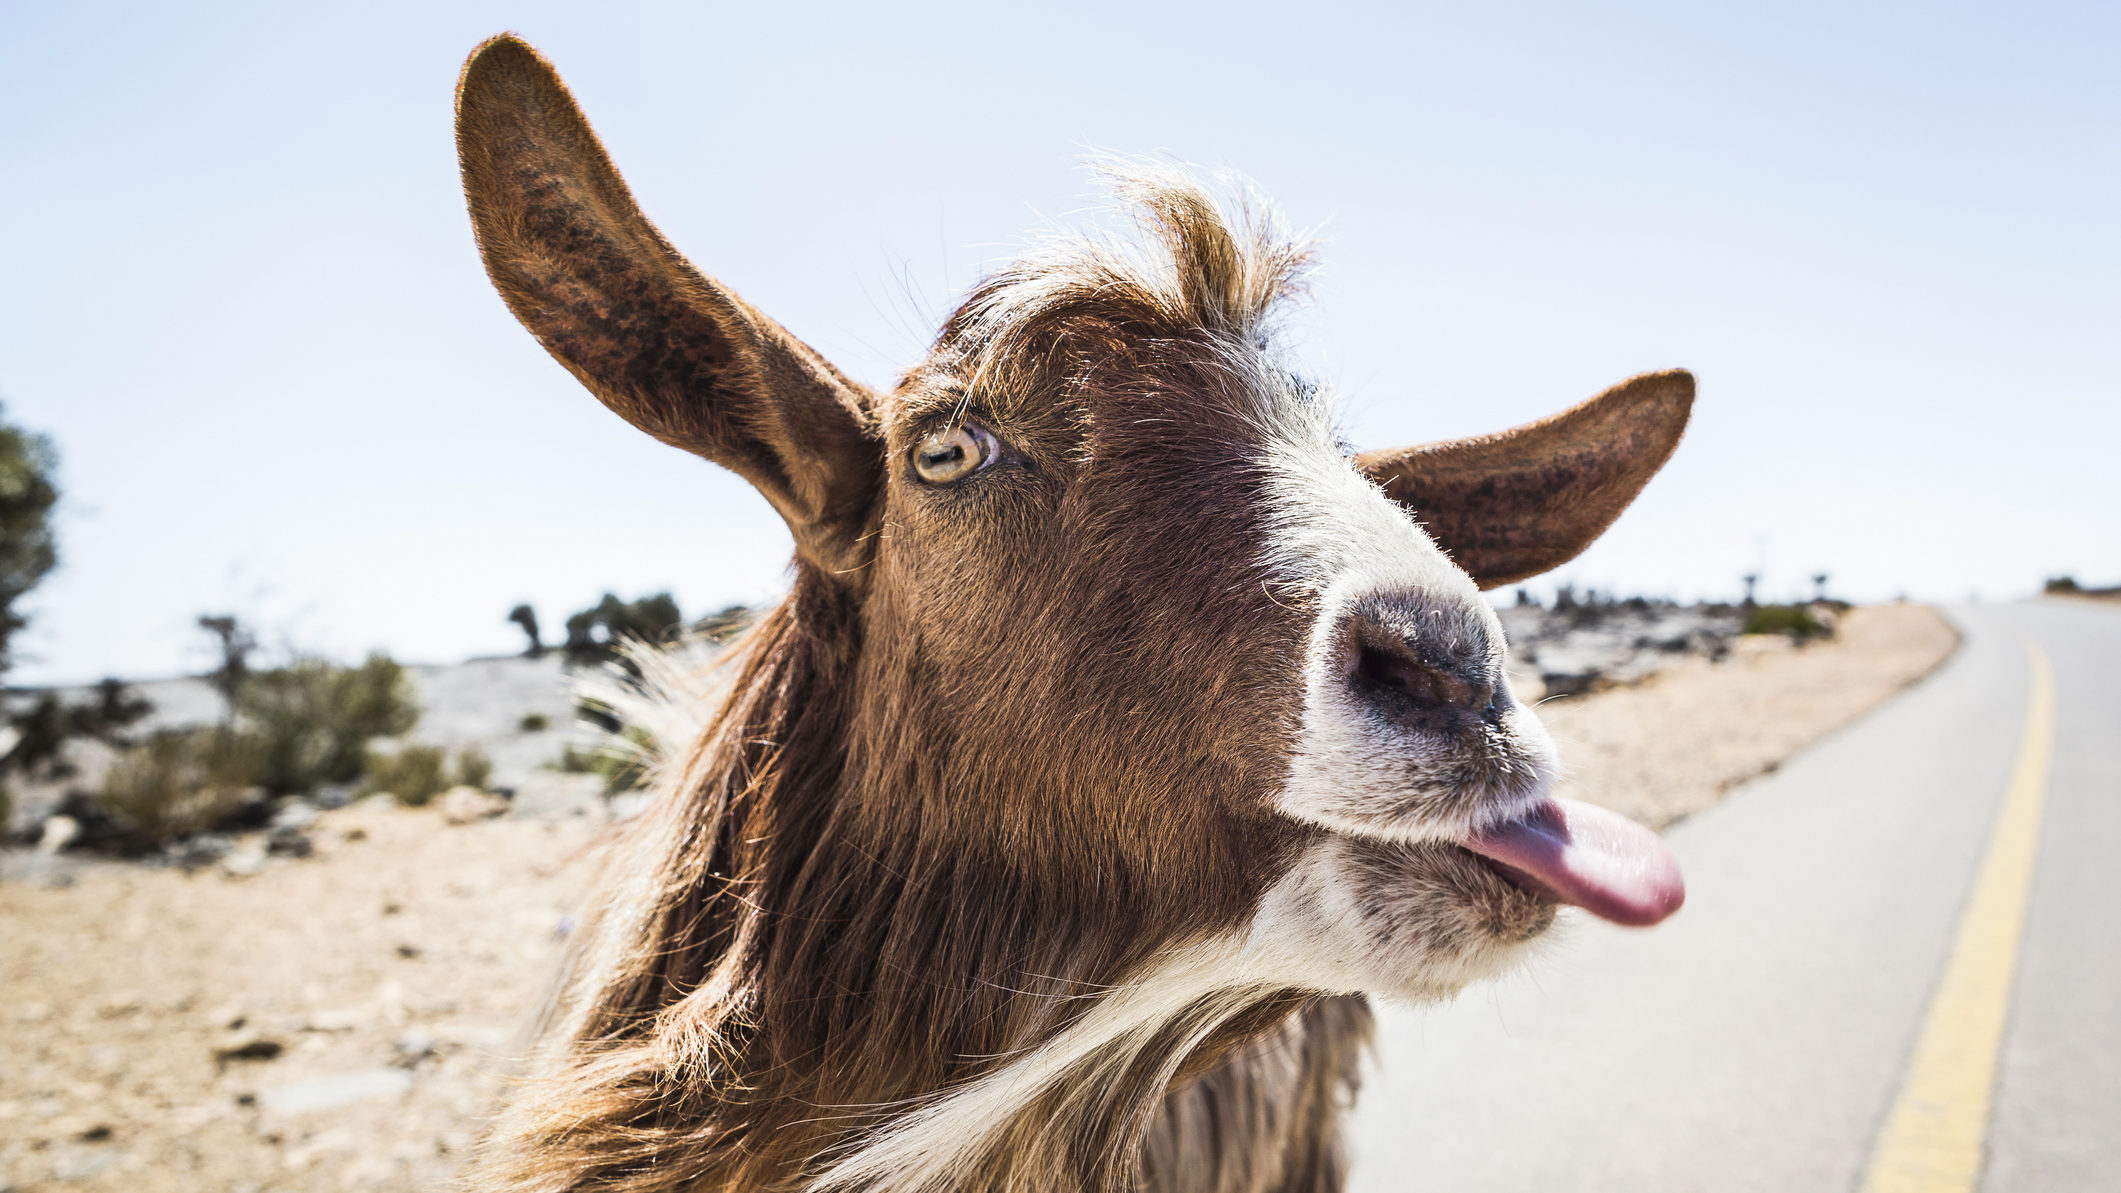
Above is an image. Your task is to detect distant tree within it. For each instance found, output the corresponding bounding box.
[2,678,153,784]
[0,402,60,674]
[562,592,683,670]
[696,603,755,641]
[1811,572,1831,602]
[196,614,256,725]
[2044,575,2080,594]
[508,603,544,658]
[1740,572,1760,607]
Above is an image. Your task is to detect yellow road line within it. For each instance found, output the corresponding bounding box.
[1858,640,2056,1193]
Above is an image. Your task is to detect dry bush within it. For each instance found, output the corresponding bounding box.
[454,745,494,791]
[99,728,262,845]
[363,743,451,805]
[241,654,420,795]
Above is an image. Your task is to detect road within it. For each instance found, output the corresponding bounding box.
[1345,600,2120,1192]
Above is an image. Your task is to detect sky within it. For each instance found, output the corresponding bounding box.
[2,1,2115,686]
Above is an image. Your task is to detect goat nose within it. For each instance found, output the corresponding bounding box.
[1345,618,1498,721]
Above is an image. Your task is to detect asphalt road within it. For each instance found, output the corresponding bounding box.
[1345,600,2120,1192]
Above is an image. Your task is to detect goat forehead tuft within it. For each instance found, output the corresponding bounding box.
[933,160,1317,409]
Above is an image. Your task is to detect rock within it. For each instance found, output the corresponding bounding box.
[268,800,319,830]
[437,786,508,825]
[213,1036,284,1066]
[36,815,80,854]
[264,826,313,857]
[394,1031,436,1064]
[164,833,233,871]
[219,841,268,878]
[1538,670,1606,699]
[255,1067,413,1116]
[501,771,604,821]
[302,1008,367,1033]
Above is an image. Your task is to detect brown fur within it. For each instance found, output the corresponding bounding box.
[1354,371,1694,588]
[453,33,1689,1193]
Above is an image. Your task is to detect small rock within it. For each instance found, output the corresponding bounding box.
[437,786,508,825]
[36,816,80,854]
[219,841,268,878]
[165,833,234,871]
[393,1031,436,1065]
[264,826,313,857]
[255,1068,413,1117]
[48,1145,120,1182]
[302,1008,367,1033]
[268,800,319,830]
[213,1037,284,1066]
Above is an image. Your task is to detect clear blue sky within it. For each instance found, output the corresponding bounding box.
[3,1,2115,685]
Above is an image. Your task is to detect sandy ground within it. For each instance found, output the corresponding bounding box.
[1539,602,1960,829]
[0,604,1957,1192]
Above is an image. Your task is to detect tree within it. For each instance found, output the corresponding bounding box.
[508,603,544,658]
[562,592,683,670]
[0,403,59,674]
[197,614,256,725]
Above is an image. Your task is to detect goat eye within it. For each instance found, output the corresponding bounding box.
[911,421,999,484]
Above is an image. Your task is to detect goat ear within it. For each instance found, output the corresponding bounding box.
[455,35,880,572]
[1355,370,1693,589]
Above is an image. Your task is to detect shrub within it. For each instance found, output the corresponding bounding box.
[3,679,153,784]
[240,654,420,795]
[2044,575,2081,594]
[1741,603,1830,641]
[549,734,648,795]
[518,712,550,733]
[454,745,494,791]
[99,728,262,846]
[0,403,59,675]
[562,593,684,670]
[364,743,450,805]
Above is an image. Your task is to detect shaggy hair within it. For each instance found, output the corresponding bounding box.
[467,172,1369,1193]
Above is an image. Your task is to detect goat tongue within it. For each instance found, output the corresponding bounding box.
[1465,798,1685,927]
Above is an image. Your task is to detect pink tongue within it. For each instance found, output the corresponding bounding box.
[1465,798,1685,927]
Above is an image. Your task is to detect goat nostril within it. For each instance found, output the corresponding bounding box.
[1353,641,1484,712]
[1356,645,1412,693]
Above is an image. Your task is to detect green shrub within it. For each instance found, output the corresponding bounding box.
[550,744,601,774]
[454,745,494,792]
[99,728,261,845]
[240,654,420,795]
[2044,575,2081,594]
[1741,603,1830,641]
[364,743,450,805]
[549,734,649,795]
[562,593,683,670]
[0,403,60,675]
[518,712,550,733]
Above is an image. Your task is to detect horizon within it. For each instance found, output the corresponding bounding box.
[4,1,2116,686]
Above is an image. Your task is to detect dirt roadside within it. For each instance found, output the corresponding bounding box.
[0,603,1958,1192]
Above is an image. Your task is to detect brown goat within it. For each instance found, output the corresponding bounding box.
[455,34,1689,1193]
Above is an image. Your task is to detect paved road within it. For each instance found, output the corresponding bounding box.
[1346,600,2120,1192]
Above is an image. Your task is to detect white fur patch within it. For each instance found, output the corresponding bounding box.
[806,834,1541,1193]
[1251,401,1557,844]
